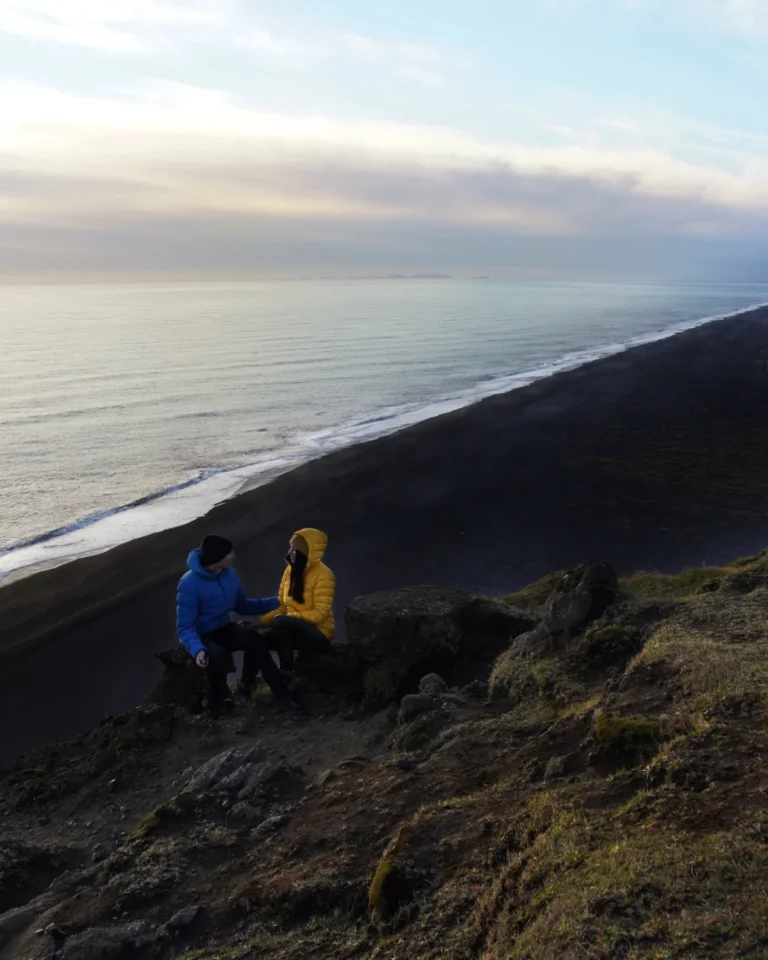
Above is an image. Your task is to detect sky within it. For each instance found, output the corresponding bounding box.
[2,0,768,279]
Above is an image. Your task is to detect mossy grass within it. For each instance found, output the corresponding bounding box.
[502,805,768,958]
[592,710,672,762]
[489,651,585,709]
[626,596,768,713]
[620,549,768,602]
[368,822,414,921]
[501,571,565,615]
[126,792,195,842]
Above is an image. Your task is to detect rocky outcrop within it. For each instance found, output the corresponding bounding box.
[150,647,207,711]
[346,586,534,706]
[490,562,620,699]
[59,920,162,959]
[541,562,618,633]
[507,562,618,661]
[152,588,534,713]
[291,644,364,701]
[418,673,447,697]
[5,555,768,960]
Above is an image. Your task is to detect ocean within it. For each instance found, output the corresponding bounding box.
[2,279,768,583]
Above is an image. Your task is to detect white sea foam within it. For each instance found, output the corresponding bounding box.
[1,298,766,585]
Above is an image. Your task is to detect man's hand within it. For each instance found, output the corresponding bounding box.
[195,650,208,668]
[237,619,261,630]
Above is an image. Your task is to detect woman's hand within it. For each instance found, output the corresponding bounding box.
[195,650,209,668]
[237,618,262,630]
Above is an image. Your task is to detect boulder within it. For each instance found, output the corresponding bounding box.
[541,563,618,635]
[346,587,534,707]
[184,747,258,795]
[183,749,302,806]
[149,647,208,711]
[252,814,289,839]
[166,906,200,930]
[293,644,365,700]
[512,563,619,660]
[418,673,447,697]
[60,921,160,959]
[490,563,620,700]
[399,695,438,724]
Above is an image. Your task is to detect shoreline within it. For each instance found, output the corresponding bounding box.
[2,306,768,763]
[3,298,767,587]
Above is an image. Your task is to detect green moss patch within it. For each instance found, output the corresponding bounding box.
[126,792,196,842]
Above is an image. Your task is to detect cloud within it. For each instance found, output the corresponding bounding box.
[0,1,471,90]
[232,23,468,87]
[548,0,768,38]
[1,81,765,215]
[689,0,768,35]
[236,26,321,65]
[612,0,768,37]
[0,0,227,51]
[336,32,468,88]
[393,66,446,89]
[1,80,767,275]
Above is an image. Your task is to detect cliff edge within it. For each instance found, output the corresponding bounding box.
[3,553,768,959]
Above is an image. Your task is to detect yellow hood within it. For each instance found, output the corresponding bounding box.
[293,527,328,566]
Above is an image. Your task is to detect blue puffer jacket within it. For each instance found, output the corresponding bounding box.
[176,549,279,657]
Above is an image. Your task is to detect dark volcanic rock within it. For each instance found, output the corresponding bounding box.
[150,647,207,711]
[490,562,621,700]
[60,921,159,959]
[418,673,447,697]
[253,814,290,839]
[346,586,534,706]
[167,905,200,930]
[293,644,365,700]
[542,563,619,635]
[512,562,619,660]
[399,694,437,724]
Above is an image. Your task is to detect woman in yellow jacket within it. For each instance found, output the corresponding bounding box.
[260,528,335,671]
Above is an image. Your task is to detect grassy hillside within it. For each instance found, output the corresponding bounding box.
[4,553,768,959]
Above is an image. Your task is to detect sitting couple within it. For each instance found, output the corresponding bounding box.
[176,528,335,716]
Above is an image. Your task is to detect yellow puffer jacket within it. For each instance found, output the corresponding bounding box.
[261,528,335,640]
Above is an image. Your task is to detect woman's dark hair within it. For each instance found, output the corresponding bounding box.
[288,549,308,603]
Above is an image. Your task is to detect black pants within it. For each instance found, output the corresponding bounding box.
[262,616,329,671]
[200,622,288,706]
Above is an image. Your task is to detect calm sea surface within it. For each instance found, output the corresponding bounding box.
[2,279,767,580]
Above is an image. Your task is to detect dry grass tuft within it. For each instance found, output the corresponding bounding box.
[501,571,565,615]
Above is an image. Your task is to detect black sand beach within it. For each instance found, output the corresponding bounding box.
[2,307,768,765]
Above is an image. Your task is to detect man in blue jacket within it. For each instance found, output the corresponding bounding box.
[177,534,293,716]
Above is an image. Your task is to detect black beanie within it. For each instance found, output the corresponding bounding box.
[200,535,233,567]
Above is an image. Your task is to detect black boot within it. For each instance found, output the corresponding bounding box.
[207,680,232,719]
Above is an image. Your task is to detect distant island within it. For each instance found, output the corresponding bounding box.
[298,274,454,281]
[348,273,452,280]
